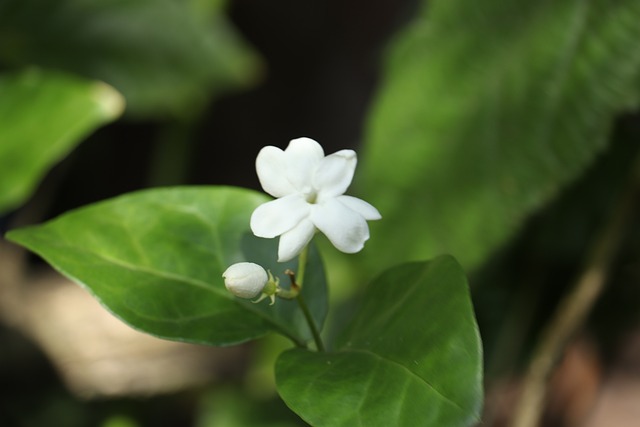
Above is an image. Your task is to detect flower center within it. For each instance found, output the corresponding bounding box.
[302,186,318,204]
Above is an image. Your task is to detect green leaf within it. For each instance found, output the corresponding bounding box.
[0,0,260,118]
[6,187,327,347]
[0,69,123,214]
[276,256,483,427]
[360,0,640,271]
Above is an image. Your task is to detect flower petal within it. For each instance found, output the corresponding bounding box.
[256,146,296,198]
[250,194,310,238]
[314,149,356,201]
[277,218,316,262]
[336,195,382,220]
[284,137,325,191]
[311,199,370,254]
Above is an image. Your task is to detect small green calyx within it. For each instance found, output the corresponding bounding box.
[252,269,303,305]
[253,270,279,305]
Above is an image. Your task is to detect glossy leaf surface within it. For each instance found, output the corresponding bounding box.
[7,187,327,346]
[276,256,482,426]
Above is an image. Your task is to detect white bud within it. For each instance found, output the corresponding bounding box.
[223,262,268,299]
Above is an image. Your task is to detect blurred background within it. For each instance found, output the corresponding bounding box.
[1,0,639,426]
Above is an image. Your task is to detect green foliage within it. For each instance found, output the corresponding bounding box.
[0,0,260,118]
[0,69,123,214]
[360,0,640,271]
[276,256,482,426]
[6,187,328,347]
[197,388,305,427]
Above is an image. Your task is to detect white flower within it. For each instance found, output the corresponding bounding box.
[223,262,268,299]
[250,137,381,262]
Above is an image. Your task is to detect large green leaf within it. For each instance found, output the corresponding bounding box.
[0,69,123,214]
[0,0,260,118]
[276,256,482,426]
[360,0,640,271]
[6,187,328,347]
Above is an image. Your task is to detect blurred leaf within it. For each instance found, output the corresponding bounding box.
[360,0,640,271]
[0,69,123,214]
[276,256,483,427]
[0,0,260,118]
[196,388,305,427]
[101,416,139,427]
[6,187,327,347]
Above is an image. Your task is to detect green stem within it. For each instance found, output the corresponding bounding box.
[512,150,640,427]
[297,245,309,287]
[294,245,324,351]
[297,293,325,352]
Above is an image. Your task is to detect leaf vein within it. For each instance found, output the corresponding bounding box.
[343,348,467,415]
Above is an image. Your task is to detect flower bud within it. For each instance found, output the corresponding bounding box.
[223,262,268,299]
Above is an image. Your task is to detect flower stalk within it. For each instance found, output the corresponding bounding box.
[285,246,325,352]
[297,293,325,352]
[296,245,309,288]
